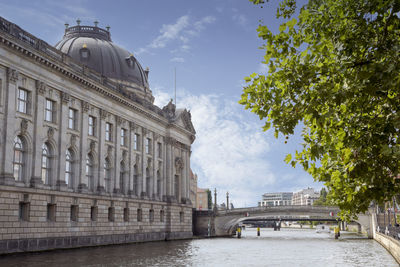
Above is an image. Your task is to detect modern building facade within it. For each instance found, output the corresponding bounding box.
[0,17,196,254]
[292,188,320,206]
[258,192,293,207]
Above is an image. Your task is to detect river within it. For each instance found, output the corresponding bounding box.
[0,228,397,267]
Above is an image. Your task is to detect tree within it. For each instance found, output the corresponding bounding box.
[313,187,331,206]
[240,0,400,220]
[206,189,212,210]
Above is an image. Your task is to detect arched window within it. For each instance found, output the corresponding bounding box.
[13,136,24,181]
[86,153,94,191]
[41,143,51,185]
[120,161,125,194]
[133,164,138,196]
[146,167,150,197]
[104,157,111,192]
[65,149,74,187]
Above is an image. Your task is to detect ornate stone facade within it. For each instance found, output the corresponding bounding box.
[0,16,196,254]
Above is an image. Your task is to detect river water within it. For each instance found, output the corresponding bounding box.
[0,228,397,267]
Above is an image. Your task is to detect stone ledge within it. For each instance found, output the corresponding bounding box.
[0,231,193,255]
[375,232,400,264]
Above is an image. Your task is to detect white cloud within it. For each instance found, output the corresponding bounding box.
[170,57,185,63]
[150,15,190,49]
[232,14,248,27]
[154,88,276,207]
[137,14,216,58]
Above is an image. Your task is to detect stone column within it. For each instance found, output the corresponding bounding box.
[164,137,172,199]
[114,116,122,194]
[78,100,89,192]
[56,92,69,190]
[0,68,18,185]
[152,133,158,199]
[140,127,146,198]
[97,109,107,193]
[128,122,135,196]
[30,80,46,188]
[181,150,187,201]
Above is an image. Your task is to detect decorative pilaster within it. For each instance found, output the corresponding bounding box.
[113,115,122,195]
[56,92,69,190]
[97,109,107,194]
[78,100,89,192]
[0,67,19,185]
[30,79,46,188]
[140,127,147,198]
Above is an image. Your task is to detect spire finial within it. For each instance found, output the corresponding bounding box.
[94,20,99,27]
[76,18,81,26]
[106,25,110,31]
[64,23,69,29]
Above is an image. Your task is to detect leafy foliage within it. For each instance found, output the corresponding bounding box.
[241,0,400,220]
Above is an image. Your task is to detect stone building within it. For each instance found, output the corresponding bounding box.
[196,188,209,211]
[189,169,198,209]
[0,16,196,254]
[292,188,320,206]
[258,192,293,207]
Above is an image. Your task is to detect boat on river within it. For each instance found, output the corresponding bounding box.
[316,224,331,233]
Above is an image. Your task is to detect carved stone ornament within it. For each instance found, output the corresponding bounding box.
[116,116,124,126]
[7,68,19,83]
[35,80,46,95]
[153,133,160,141]
[175,157,183,171]
[70,134,78,147]
[20,119,28,134]
[81,100,90,113]
[165,137,175,145]
[147,158,152,168]
[122,150,128,160]
[142,127,148,136]
[90,140,96,152]
[47,127,55,139]
[61,92,70,103]
[135,154,140,164]
[100,109,108,120]
[129,121,137,131]
[162,99,176,120]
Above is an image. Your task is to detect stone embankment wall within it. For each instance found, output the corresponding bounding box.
[0,187,192,254]
[374,233,400,264]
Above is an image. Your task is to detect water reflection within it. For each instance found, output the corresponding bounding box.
[0,229,397,267]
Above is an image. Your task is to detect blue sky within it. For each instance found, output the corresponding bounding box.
[0,0,322,207]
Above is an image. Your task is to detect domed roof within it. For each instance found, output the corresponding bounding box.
[55,24,149,89]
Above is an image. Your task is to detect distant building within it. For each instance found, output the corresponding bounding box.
[258,192,293,207]
[292,188,320,206]
[189,170,198,209]
[196,188,209,210]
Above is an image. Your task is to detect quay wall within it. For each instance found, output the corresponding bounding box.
[374,233,400,264]
[0,187,193,254]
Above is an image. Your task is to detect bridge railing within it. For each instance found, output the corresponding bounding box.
[376,213,400,240]
[223,205,340,214]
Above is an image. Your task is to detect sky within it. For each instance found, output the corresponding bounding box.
[0,0,322,207]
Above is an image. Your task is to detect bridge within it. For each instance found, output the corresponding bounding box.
[193,205,375,238]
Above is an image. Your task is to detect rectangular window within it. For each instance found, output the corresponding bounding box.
[145,138,151,154]
[17,88,28,114]
[88,116,95,136]
[70,205,79,222]
[45,99,55,122]
[68,108,77,130]
[19,202,30,221]
[179,211,184,223]
[134,134,140,151]
[121,128,127,146]
[90,206,97,221]
[47,204,56,222]
[149,209,154,223]
[123,208,129,222]
[108,207,115,222]
[157,142,162,158]
[105,122,112,141]
[137,208,142,222]
[160,210,164,222]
